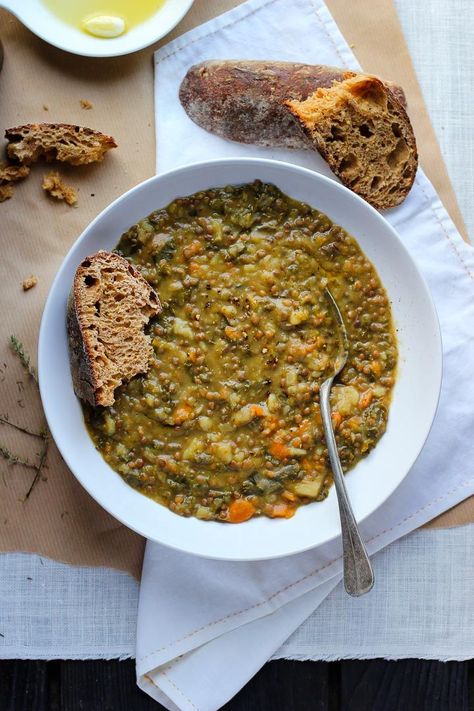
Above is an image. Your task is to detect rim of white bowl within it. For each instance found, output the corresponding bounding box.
[38,158,442,560]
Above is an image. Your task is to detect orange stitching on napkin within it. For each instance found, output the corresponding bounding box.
[138,475,474,665]
[155,0,278,65]
[416,177,474,284]
[310,0,350,68]
[146,672,201,711]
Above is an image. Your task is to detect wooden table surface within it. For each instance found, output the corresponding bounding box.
[1,659,472,710]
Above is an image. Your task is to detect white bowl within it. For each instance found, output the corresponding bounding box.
[38,158,442,561]
[0,0,194,57]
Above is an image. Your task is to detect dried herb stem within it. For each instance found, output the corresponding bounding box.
[10,336,38,383]
[24,435,49,501]
[0,415,44,439]
[2,336,49,498]
[0,444,38,470]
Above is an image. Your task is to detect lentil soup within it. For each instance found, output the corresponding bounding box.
[84,181,397,523]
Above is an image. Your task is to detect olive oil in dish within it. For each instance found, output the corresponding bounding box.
[42,0,166,38]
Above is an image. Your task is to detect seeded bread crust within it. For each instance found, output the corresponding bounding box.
[5,123,117,166]
[67,251,161,407]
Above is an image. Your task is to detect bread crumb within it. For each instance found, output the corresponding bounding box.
[42,171,78,206]
[43,104,49,111]
[0,184,13,202]
[0,164,30,182]
[80,99,93,110]
[22,275,38,291]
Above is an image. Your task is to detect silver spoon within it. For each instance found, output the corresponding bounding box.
[319,288,374,597]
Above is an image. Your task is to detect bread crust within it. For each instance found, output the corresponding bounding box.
[179,60,406,149]
[67,289,98,406]
[5,123,117,166]
[67,251,160,407]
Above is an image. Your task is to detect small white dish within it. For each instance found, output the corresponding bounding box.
[0,0,194,57]
[38,158,442,561]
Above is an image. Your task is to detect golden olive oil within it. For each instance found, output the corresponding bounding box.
[42,0,166,36]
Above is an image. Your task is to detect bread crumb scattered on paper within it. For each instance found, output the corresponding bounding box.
[42,171,78,206]
[80,99,93,110]
[43,104,49,111]
[0,184,14,202]
[22,275,38,291]
[0,164,30,182]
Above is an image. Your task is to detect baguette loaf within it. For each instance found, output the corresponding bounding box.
[179,60,417,209]
[5,123,117,166]
[180,60,406,149]
[67,251,160,407]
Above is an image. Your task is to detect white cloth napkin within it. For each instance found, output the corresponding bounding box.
[137,1,474,708]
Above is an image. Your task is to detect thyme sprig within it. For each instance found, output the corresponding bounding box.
[0,445,38,470]
[0,414,42,438]
[0,337,49,498]
[24,433,49,501]
[10,335,38,383]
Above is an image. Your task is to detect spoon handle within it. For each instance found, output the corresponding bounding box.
[320,379,374,596]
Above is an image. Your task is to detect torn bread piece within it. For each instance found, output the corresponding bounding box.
[0,184,13,202]
[285,74,417,209]
[5,123,117,166]
[67,251,161,407]
[0,164,30,182]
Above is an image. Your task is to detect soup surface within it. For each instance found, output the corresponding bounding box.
[85,182,397,523]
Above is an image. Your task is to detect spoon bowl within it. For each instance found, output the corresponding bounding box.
[0,0,194,57]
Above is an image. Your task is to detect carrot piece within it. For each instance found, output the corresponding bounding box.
[228,499,256,523]
[267,503,295,518]
[371,360,382,377]
[358,389,374,410]
[331,411,342,429]
[269,441,292,459]
[282,490,296,502]
[250,404,266,417]
[183,240,203,260]
[188,262,201,275]
[296,419,310,436]
[224,326,242,341]
[172,403,193,424]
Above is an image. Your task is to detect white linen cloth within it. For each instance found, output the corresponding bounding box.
[3,523,474,662]
[136,0,474,708]
[394,0,474,240]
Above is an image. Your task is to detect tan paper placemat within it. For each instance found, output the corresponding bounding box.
[0,0,469,580]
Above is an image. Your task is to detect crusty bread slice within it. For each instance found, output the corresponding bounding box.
[67,251,160,407]
[5,123,117,166]
[285,75,417,210]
